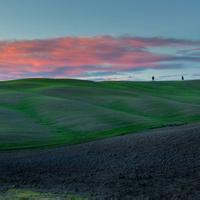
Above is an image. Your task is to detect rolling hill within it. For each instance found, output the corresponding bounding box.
[0,78,199,150]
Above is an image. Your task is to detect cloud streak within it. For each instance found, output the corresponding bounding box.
[0,36,199,80]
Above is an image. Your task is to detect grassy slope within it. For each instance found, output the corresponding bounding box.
[0,78,199,150]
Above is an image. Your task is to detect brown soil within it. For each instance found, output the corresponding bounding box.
[0,124,200,199]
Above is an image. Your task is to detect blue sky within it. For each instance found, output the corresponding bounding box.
[0,0,200,40]
[0,0,199,80]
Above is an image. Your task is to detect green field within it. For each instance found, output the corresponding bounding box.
[0,189,86,200]
[0,78,199,150]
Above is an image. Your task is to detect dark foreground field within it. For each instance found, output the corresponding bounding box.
[0,123,200,199]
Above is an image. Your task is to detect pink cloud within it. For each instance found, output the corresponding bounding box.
[0,36,199,80]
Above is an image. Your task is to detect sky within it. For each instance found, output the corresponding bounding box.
[0,0,199,81]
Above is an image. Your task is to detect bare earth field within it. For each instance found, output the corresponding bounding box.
[0,123,200,199]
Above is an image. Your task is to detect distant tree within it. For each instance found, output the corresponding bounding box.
[182,76,184,81]
[152,76,155,81]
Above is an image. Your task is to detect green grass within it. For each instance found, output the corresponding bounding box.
[0,78,199,150]
[0,189,86,200]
